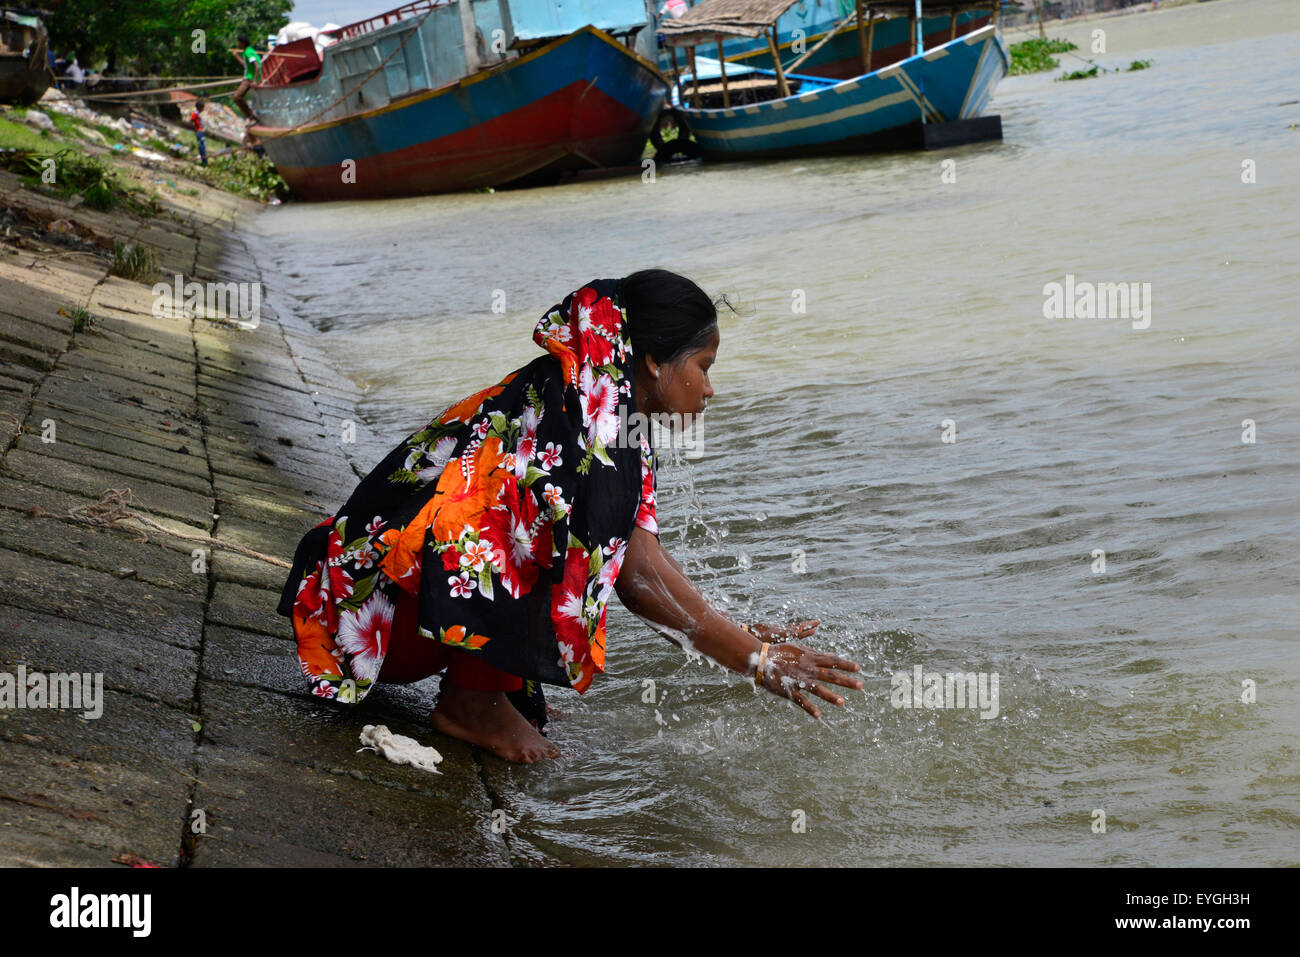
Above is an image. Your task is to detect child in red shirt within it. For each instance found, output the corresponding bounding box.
[189,99,208,167]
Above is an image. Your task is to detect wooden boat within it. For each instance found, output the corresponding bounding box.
[250,1,669,199]
[660,0,1007,159]
[657,0,998,82]
[0,7,52,105]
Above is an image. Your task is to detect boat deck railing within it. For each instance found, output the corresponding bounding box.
[326,0,453,40]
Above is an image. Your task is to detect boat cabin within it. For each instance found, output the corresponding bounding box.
[659,0,1002,110]
[253,0,655,129]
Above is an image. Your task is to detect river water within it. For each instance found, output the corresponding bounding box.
[249,0,1299,865]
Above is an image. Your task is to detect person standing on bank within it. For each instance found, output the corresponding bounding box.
[189,99,208,166]
[230,34,261,122]
[278,271,863,763]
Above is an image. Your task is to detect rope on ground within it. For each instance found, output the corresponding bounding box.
[63,487,292,568]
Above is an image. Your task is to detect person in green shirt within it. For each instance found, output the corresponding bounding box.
[231,33,261,122]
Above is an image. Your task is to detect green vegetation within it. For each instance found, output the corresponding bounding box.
[1128,59,1153,71]
[0,146,161,216]
[2,99,282,211]
[1009,37,1078,75]
[45,110,123,146]
[0,113,55,152]
[1058,65,1100,82]
[66,306,95,332]
[109,241,158,282]
[1,106,125,148]
[190,149,288,202]
[46,0,291,78]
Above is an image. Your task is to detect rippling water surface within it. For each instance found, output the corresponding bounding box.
[249,0,1299,865]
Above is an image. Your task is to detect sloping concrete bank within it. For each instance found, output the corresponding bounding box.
[0,172,509,866]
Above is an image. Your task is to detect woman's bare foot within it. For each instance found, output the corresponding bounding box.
[431,685,560,763]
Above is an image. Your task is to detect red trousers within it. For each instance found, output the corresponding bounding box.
[378,590,522,693]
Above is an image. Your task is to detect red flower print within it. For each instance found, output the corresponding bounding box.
[327,562,354,603]
[572,288,621,368]
[550,543,591,658]
[482,486,541,599]
[580,366,620,448]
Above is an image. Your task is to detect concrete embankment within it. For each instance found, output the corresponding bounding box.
[0,170,510,866]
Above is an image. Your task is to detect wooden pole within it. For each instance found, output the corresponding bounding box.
[716,37,730,107]
[766,27,790,98]
[854,0,870,74]
[688,45,700,107]
[787,9,860,75]
[1032,0,1046,38]
[669,44,682,103]
[910,11,916,56]
[949,9,958,41]
[865,7,875,72]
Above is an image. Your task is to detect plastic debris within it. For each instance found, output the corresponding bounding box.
[25,109,55,131]
[358,724,443,773]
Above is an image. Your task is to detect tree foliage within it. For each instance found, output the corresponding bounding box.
[44,0,293,76]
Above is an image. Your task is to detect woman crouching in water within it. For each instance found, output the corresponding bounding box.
[278,270,862,762]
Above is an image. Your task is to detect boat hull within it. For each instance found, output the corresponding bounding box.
[0,56,51,104]
[679,25,1006,160]
[253,27,668,200]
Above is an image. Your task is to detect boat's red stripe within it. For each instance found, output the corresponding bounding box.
[273,81,647,199]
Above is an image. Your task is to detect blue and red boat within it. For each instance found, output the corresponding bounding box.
[250,1,669,199]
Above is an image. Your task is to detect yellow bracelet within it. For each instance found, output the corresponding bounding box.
[754,642,770,687]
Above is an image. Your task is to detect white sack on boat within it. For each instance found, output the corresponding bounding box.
[273,20,340,57]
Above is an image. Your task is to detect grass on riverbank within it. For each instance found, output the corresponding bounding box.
[0,143,161,216]
[0,104,286,209]
[186,149,288,203]
[1009,37,1079,75]
[109,240,158,281]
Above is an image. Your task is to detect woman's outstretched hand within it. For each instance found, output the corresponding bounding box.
[757,632,863,719]
[615,529,864,719]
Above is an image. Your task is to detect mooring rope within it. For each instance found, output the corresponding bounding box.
[62,487,292,568]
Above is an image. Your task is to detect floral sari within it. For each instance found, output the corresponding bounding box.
[276,279,658,729]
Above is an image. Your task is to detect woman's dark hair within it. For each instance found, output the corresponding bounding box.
[621,269,718,366]
[238,34,251,46]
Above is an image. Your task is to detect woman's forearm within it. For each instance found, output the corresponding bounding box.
[616,527,762,675]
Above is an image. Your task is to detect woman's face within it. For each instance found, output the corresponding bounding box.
[649,327,719,417]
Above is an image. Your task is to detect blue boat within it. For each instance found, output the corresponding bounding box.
[660,1,1006,159]
[656,0,997,81]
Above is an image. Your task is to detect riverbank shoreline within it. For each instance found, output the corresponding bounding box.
[0,163,511,866]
